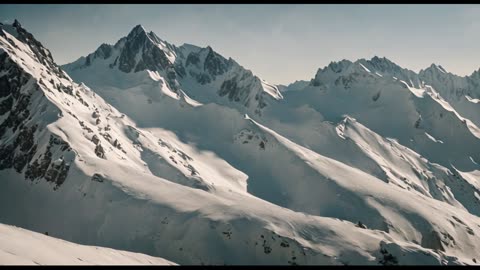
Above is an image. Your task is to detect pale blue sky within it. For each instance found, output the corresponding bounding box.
[2,4,480,84]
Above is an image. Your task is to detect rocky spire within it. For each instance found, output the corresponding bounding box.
[126,24,147,40]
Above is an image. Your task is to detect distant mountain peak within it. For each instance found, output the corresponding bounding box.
[124,24,169,49]
[12,19,21,28]
[127,24,147,38]
[321,59,354,74]
[429,63,447,73]
[358,56,405,75]
[368,55,396,66]
[470,68,480,78]
[370,55,386,62]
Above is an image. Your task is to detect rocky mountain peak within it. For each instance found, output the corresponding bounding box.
[422,63,448,75]
[422,64,453,78]
[127,24,147,39]
[325,59,354,74]
[111,25,174,73]
[1,20,67,80]
[12,19,21,28]
[363,56,402,73]
[419,64,456,85]
[470,68,480,80]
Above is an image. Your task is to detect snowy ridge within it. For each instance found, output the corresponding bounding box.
[245,115,480,262]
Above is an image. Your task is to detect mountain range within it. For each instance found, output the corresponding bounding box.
[1,20,480,265]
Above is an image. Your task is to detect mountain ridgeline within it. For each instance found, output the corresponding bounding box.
[63,24,282,116]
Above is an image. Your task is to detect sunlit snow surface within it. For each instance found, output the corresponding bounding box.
[0,224,176,265]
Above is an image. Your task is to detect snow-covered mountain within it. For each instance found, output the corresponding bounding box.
[1,21,480,265]
[62,24,282,117]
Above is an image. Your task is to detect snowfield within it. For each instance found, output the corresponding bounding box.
[0,223,176,265]
[1,21,480,265]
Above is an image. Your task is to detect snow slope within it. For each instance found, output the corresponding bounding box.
[279,57,480,173]
[0,223,176,265]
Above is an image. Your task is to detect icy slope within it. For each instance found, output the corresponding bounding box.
[0,223,176,265]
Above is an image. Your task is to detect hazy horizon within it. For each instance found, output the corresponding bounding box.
[2,4,480,85]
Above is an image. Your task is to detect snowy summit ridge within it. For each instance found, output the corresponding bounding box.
[63,24,283,115]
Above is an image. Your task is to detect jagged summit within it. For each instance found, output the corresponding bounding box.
[315,56,407,78]
[421,63,448,74]
[62,24,283,114]
[322,59,354,72]
[64,23,177,75]
[123,24,171,49]
[470,68,480,80]
[310,55,474,91]
[312,55,473,86]
[0,19,68,80]
[418,64,448,83]
[435,64,447,73]
[128,24,147,37]
[370,55,388,62]
[311,56,417,88]
[361,56,405,73]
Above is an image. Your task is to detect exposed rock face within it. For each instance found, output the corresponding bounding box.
[183,46,233,86]
[0,22,73,189]
[1,20,68,80]
[94,144,106,159]
[203,46,229,78]
[0,55,39,173]
[233,129,268,150]
[27,135,71,188]
[91,135,100,145]
[118,25,173,74]
[91,173,105,182]
[219,77,246,102]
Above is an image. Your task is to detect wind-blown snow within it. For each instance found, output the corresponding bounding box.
[425,132,444,144]
[466,95,480,104]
